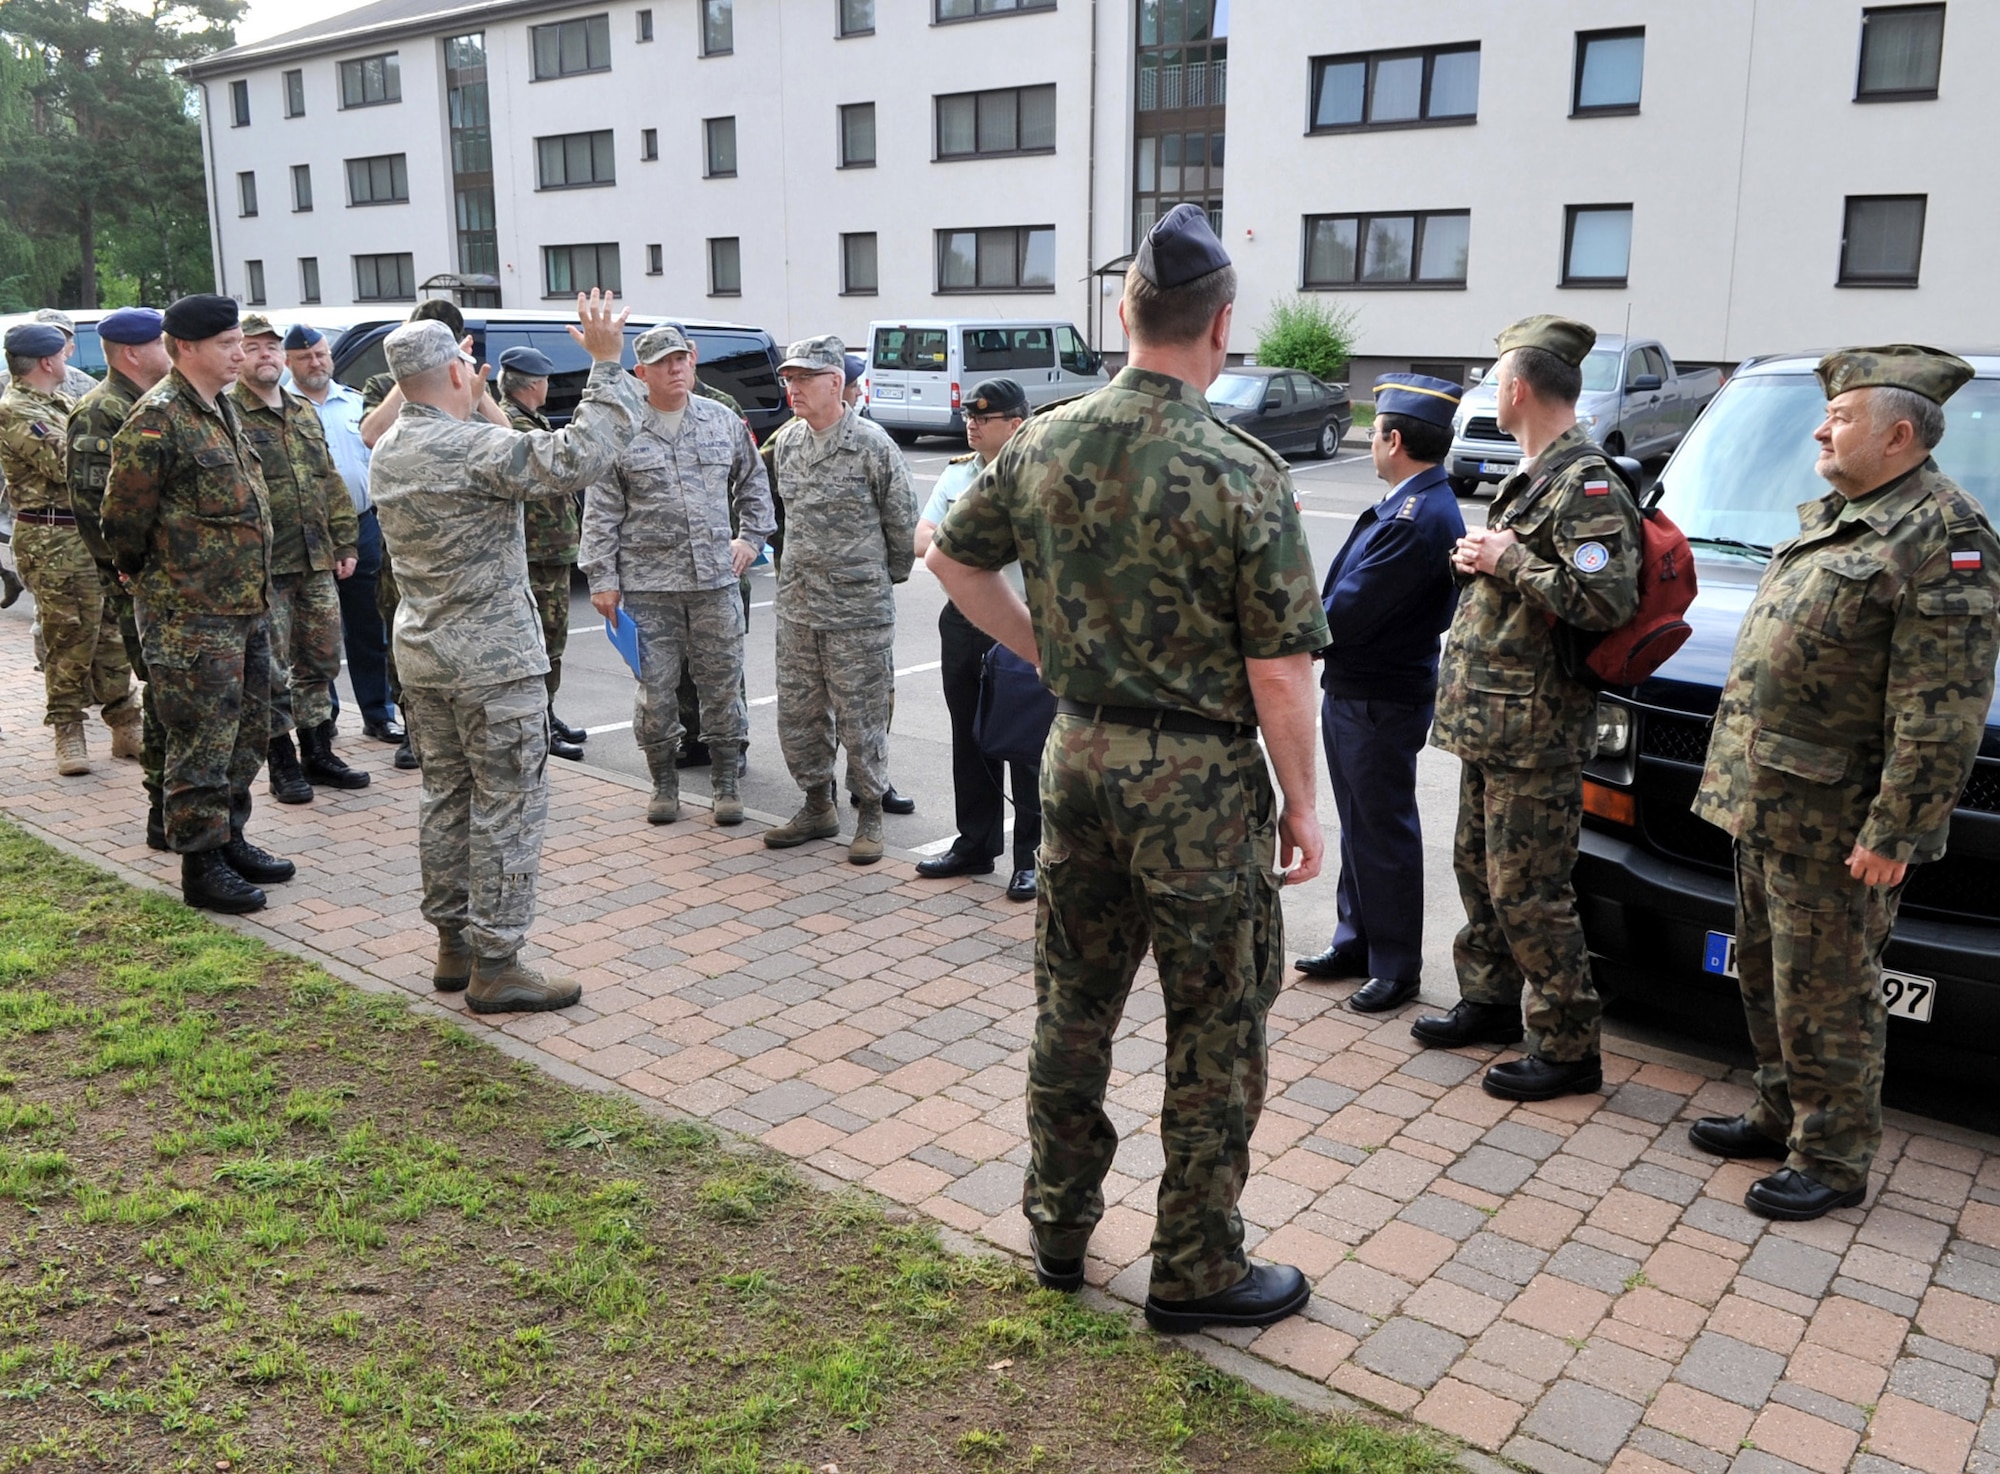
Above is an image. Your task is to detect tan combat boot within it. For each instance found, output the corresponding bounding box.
[466,953,583,1015]
[709,743,743,826]
[647,765,680,825]
[849,799,884,866]
[762,789,840,848]
[53,721,90,776]
[433,930,473,993]
[108,711,143,761]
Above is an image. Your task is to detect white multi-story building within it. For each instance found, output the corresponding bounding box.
[189,0,1997,376]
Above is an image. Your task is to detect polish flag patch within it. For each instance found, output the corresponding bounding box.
[1583,479,1610,497]
[1952,550,1983,571]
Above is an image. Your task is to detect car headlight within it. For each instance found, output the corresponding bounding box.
[1595,699,1631,757]
[1578,411,1598,430]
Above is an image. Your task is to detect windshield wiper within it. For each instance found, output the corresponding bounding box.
[1685,535,1772,559]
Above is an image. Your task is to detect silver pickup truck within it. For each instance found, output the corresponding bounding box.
[1446,334,1723,494]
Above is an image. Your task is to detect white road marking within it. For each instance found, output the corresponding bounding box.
[746,660,942,710]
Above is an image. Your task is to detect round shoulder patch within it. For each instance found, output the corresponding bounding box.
[1573,541,1610,574]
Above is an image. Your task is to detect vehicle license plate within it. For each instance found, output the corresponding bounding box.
[1479,460,1513,475]
[873,385,905,400]
[1702,931,1935,1022]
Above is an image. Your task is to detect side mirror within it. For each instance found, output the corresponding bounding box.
[1262,394,1283,412]
[1629,373,1663,392]
[1466,366,1486,385]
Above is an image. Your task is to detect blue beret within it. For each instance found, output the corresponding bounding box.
[844,353,865,385]
[282,323,325,351]
[161,293,239,342]
[97,307,165,345]
[4,323,67,359]
[498,346,555,376]
[1135,203,1231,290]
[1372,373,1463,430]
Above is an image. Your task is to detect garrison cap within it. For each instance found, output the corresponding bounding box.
[4,322,66,359]
[162,293,240,342]
[965,377,1029,418]
[383,320,460,380]
[497,345,556,376]
[238,313,280,340]
[844,353,865,385]
[33,308,75,335]
[1496,314,1596,368]
[281,323,324,351]
[1135,202,1231,289]
[633,324,692,363]
[779,334,846,374]
[1373,373,1463,430]
[1816,344,1975,406]
[98,307,164,345]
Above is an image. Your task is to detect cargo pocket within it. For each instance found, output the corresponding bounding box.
[1811,553,1886,643]
[193,445,243,519]
[1915,583,1997,687]
[1464,660,1536,755]
[1749,727,1849,785]
[1141,867,1252,996]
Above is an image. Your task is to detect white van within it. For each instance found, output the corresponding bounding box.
[864,319,1108,441]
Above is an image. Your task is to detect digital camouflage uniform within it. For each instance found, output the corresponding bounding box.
[230,381,359,733]
[504,397,581,704]
[361,373,403,712]
[766,403,916,804]
[1695,459,2000,1191]
[1431,423,1641,1062]
[371,360,642,961]
[677,381,752,744]
[934,366,1330,1302]
[0,380,138,731]
[101,370,275,854]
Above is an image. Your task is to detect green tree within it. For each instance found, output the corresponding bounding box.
[0,0,241,308]
[1254,294,1361,384]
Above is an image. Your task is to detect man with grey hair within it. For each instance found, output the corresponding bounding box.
[583,324,773,826]
[371,291,643,1016]
[1692,345,2000,1221]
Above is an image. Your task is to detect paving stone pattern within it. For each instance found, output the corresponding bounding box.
[1,642,1996,1474]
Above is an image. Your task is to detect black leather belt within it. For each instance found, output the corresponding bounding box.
[1055,697,1256,741]
[12,508,76,525]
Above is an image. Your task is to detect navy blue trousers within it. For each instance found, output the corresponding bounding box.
[1321,692,1432,983]
[336,507,394,726]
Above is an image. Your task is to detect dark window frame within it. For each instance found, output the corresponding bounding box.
[708,236,742,296]
[531,14,612,79]
[934,83,1057,160]
[1855,3,1946,101]
[536,129,617,190]
[704,115,738,177]
[839,101,876,167]
[1838,193,1927,287]
[1300,209,1471,291]
[237,170,258,217]
[244,259,266,306]
[838,0,875,37]
[354,252,417,302]
[291,163,313,212]
[640,127,658,161]
[701,0,734,56]
[299,256,321,304]
[542,241,622,298]
[842,231,879,295]
[1561,202,1634,288]
[229,79,250,127]
[338,52,402,109]
[345,153,411,207]
[637,8,654,42]
[646,242,663,275]
[933,0,1056,24]
[934,224,1057,294]
[282,68,305,117]
[1571,27,1645,117]
[1307,43,1480,134]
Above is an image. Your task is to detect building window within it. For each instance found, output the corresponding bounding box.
[1309,44,1479,131]
[936,225,1054,292]
[704,116,737,176]
[545,242,621,296]
[1133,129,1224,238]
[445,32,501,307]
[354,253,416,301]
[1563,204,1633,287]
[842,232,878,294]
[229,79,249,126]
[839,0,874,36]
[346,153,410,206]
[936,84,1056,159]
[537,130,616,188]
[283,69,305,117]
[646,243,663,275]
[840,103,876,166]
[1840,194,1926,285]
[244,260,266,306]
[640,128,658,161]
[1857,4,1945,100]
[709,237,742,295]
[300,257,321,304]
[937,0,1055,19]
[237,171,257,216]
[291,164,313,211]
[637,8,654,42]
[702,0,733,55]
[339,53,401,110]
[532,15,611,78]
[1572,29,1644,115]
[1303,211,1470,289]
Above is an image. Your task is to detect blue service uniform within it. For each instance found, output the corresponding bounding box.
[1318,462,1464,983]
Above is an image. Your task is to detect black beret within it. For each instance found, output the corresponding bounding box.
[162,293,241,342]
[965,377,1028,418]
[1135,203,1231,289]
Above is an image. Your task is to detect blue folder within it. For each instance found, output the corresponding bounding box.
[605,608,641,677]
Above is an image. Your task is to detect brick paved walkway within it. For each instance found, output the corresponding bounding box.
[1,620,1996,1474]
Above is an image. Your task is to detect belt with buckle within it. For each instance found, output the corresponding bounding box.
[12,507,77,526]
[1055,697,1256,741]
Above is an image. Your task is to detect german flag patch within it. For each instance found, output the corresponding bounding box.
[1583,479,1609,497]
[138,428,164,439]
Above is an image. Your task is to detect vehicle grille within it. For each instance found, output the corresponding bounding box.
[1637,761,1734,874]
[1960,762,2000,814]
[1639,712,1712,766]
[1904,856,2000,920]
[1463,417,1515,444]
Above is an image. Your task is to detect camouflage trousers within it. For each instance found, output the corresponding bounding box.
[529,560,571,703]
[13,522,135,727]
[1025,717,1283,1302]
[1451,759,1601,1061]
[376,547,402,705]
[678,575,751,746]
[628,587,747,768]
[774,616,893,804]
[1733,842,1901,1193]
[266,569,344,734]
[137,607,272,854]
[401,676,551,960]
[103,576,165,812]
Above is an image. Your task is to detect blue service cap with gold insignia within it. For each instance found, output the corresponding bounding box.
[281,323,325,351]
[3,323,67,359]
[1372,373,1463,430]
[1135,203,1231,289]
[98,307,164,345]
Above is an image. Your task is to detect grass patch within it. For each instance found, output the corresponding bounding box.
[0,818,1458,1470]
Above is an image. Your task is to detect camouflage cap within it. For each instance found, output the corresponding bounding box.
[238,313,281,340]
[779,334,846,374]
[634,324,693,363]
[1496,314,1596,368]
[1816,344,1975,406]
[383,320,461,380]
[33,308,76,336]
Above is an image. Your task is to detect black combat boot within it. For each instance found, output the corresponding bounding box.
[145,798,167,852]
[266,734,314,804]
[394,731,419,770]
[221,835,296,884]
[301,720,371,789]
[549,708,587,745]
[182,850,266,914]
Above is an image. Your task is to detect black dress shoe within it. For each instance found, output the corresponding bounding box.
[1688,1115,1788,1161]
[361,717,405,743]
[1032,1243,1085,1292]
[1483,1053,1603,1101]
[549,710,587,745]
[855,785,917,814]
[1746,1167,1866,1222]
[222,835,296,884]
[675,741,712,769]
[1294,945,1368,981]
[916,849,994,880]
[1144,1263,1309,1334]
[550,734,585,761]
[1006,869,1037,902]
[181,850,265,914]
[1410,999,1525,1049]
[393,734,420,770]
[1349,976,1420,1014]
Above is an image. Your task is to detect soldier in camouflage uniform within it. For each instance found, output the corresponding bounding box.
[0,321,140,776]
[761,335,917,865]
[370,296,643,1015]
[0,312,98,615]
[1417,315,1641,1103]
[674,377,755,769]
[929,205,1328,1335]
[67,308,175,844]
[229,315,369,801]
[101,294,295,915]
[1692,346,2000,1221]
[583,325,773,827]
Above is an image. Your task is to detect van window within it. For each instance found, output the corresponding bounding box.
[483,326,598,422]
[873,327,948,372]
[964,327,1053,374]
[689,330,783,414]
[1055,324,1093,375]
